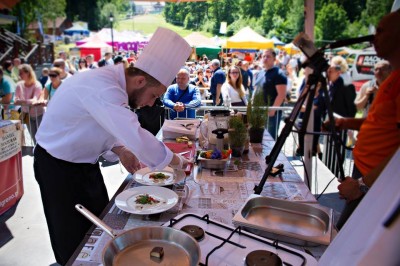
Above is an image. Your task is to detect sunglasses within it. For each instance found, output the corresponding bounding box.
[49,74,59,78]
[53,64,61,67]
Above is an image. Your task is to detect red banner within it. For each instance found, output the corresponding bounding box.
[0,152,23,215]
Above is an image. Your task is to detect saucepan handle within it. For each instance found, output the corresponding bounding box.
[75,204,118,238]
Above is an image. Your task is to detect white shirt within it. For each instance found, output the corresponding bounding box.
[221,82,247,105]
[36,64,172,170]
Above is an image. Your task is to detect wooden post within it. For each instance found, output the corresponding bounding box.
[304,0,315,41]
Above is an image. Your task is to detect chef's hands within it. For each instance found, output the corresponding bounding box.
[112,146,141,174]
[169,153,190,170]
[338,176,363,203]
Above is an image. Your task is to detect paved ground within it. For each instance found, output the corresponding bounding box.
[0,134,343,266]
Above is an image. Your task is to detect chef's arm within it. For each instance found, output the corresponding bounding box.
[111,146,141,173]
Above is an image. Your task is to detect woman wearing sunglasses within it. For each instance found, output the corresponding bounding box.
[42,67,63,103]
[221,65,247,106]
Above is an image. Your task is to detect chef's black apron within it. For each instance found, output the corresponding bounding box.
[34,144,109,265]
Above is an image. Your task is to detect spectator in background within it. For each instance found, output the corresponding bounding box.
[97,59,107,68]
[326,56,357,118]
[14,64,44,144]
[244,52,253,64]
[254,49,287,140]
[221,65,247,106]
[238,61,250,92]
[39,68,49,88]
[104,52,114,65]
[0,67,18,120]
[53,59,72,80]
[41,67,63,103]
[58,51,76,74]
[210,59,226,106]
[354,60,392,117]
[2,60,13,77]
[190,70,209,100]
[127,52,136,64]
[163,68,201,119]
[77,58,89,72]
[205,68,212,82]
[11,57,21,83]
[86,54,98,69]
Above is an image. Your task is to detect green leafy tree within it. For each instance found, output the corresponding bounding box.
[208,0,239,35]
[286,0,304,38]
[99,3,118,29]
[12,0,66,38]
[240,0,263,19]
[315,3,349,45]
[260,0,290,35]
[361,0,392,28]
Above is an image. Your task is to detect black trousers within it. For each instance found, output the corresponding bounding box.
[34,145,109,265]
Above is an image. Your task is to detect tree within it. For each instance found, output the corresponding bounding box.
[286,0,304,38]
[207,0,239,35]
[240,0,263,19]
[260,0,291,35]
[315,3,349,44]
[12,0,66,39]
[361,0,393,28]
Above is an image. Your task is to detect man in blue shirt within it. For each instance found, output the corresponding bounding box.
[164,68,201,119]
[0,68,17,119]
[254,49,287,140]
[210,59,226,106]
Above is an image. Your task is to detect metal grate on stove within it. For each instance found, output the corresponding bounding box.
[166,213,309,266]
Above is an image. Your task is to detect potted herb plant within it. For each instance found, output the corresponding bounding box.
[247,90,268,143]
[228,115,248,157]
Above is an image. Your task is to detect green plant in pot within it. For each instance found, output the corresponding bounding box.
[247,90,268,143]
[228,116,247,157]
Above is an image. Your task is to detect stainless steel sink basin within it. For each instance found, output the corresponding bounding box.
[233,195,333,246]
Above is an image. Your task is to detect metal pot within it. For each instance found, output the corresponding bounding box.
[75,204,201,266]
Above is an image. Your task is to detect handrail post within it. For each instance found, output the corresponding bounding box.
[37,41,42,65]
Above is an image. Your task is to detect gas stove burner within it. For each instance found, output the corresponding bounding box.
[245,250,282,266]
[180,225,205,241]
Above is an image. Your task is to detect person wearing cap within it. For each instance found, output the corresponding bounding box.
[164,68,202,119]
[33,27,192,265]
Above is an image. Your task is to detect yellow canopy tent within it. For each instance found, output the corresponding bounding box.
[278,43,301,55]
[224,27,274,50]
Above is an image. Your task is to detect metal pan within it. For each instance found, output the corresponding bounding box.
[75,204,200,266]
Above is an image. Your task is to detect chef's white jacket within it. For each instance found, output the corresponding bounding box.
[36,64,172,170]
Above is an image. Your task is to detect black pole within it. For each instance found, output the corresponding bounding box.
[110,13,114,54]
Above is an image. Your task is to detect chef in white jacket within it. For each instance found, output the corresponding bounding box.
[33,28,192,265]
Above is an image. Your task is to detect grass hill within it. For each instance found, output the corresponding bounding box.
[117,14,211,37]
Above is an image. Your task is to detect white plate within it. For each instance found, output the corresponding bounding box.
[115,186,179,215]
[133,167,186,186]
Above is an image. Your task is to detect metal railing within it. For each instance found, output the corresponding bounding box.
[0,102,354,175]
[0,103,45,147]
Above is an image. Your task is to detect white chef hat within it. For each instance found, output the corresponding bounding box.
[135,27,191,87]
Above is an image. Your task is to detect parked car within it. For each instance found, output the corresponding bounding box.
[346,48,381,91]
